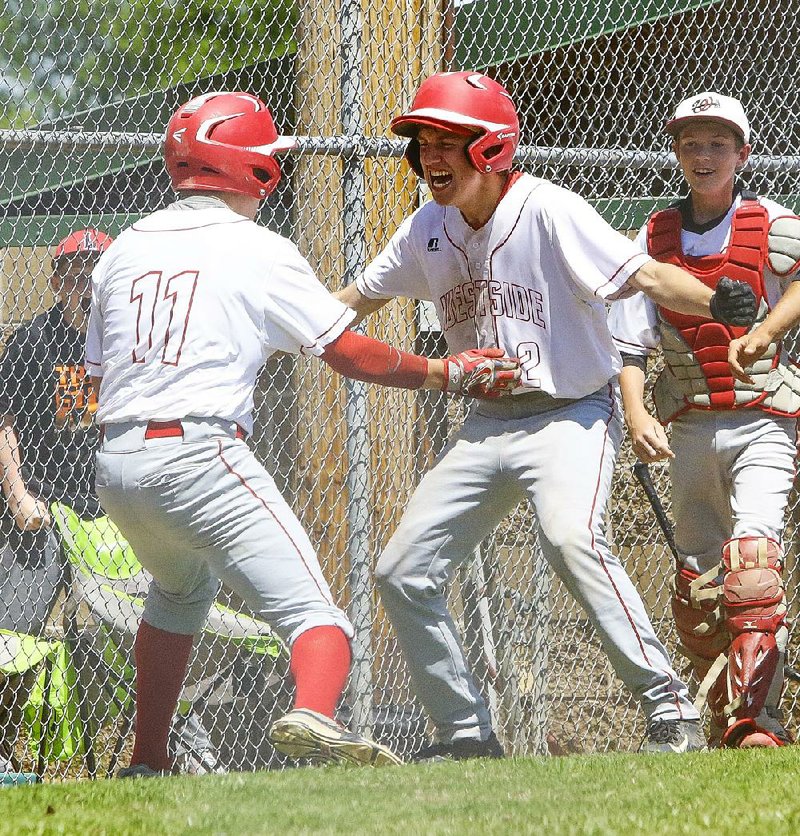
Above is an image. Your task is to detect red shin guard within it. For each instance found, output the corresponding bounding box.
[719,537,786,747]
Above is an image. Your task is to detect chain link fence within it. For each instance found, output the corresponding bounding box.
[1,0,799,779]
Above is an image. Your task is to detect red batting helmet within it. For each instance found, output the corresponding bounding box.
[52,228,113,270]
[391,72,519,175]
[164,91,296,199]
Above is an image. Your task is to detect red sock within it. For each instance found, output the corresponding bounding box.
[130,620,194,771]
[290,625,351,718]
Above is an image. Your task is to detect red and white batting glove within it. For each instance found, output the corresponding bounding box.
[441,348,520,399]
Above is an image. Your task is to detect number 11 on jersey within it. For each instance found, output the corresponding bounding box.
[130,270,199,366]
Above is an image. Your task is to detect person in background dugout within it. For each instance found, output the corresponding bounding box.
[0,231,222,776]
[0,230,109,536]
[336,71,759,759]
[609,92,800,748]
[0,229,110,773]
[86,90,519,778]
[0,230,111,618]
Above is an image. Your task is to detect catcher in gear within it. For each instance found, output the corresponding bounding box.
[86,90,519,777]
[610,91,800,747]
[337,72,758,759]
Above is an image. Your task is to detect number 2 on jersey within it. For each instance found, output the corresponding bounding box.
[131,270,199,366]
[517,340,542,388]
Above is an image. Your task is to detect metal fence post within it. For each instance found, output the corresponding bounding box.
[340,0,374,735]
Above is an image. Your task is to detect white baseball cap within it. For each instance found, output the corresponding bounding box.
[664,92,751,144]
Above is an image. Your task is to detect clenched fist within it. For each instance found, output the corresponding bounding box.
[442,348,520,398]
[709,277,756,327]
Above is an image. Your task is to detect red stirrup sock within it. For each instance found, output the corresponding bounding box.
[130,620,195,771]
[290,625,352,718]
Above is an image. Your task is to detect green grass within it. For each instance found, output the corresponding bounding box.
[2,748,800,835]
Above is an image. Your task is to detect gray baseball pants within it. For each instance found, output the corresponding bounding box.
[375,386,698,743]
[669,408,796,710]
[670,409,796,573]
[94,418,353,644]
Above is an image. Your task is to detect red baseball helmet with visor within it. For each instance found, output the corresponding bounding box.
[164,91,296,199]
[391,72,520,176]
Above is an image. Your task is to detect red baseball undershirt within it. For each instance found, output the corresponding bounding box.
[321,329,429,389]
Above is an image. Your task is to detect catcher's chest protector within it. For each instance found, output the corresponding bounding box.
[649,201,782,416]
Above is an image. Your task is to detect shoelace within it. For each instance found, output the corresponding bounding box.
[646,719,680,743]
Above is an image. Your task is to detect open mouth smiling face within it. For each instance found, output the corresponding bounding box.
[416,126,483,205]
[428,169,454,190]
[673,122,748,192]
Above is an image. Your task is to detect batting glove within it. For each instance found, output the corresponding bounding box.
[442,348,520,398]
[768,216,800,277]
[709,277,757,327]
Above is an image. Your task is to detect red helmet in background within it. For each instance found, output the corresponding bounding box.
[163,91,296,199]
[391,72,520,175]
[52,228,113,270]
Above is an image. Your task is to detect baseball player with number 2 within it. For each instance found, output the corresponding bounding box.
[610,92,800,748]
[85,91,519,777]
[337,72,757,758]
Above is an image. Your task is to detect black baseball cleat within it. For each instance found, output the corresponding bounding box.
[412,732,505,763]
[117,764,170,778]
[754,707,793,745]
[639,718,707,753]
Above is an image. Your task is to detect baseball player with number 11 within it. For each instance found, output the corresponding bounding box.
[338,71,758,758]
[85,90,519,777]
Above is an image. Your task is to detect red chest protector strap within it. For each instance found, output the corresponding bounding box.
[648,200,771,411]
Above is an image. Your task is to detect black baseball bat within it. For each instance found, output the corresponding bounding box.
[785,664,800,683]
[633,461,680,562]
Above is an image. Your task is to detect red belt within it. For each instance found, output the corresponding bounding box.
[143,420,185,439]
[99,420,247,442]
[143,420,247,440]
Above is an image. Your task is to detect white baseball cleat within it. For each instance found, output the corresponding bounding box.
[173,747,228,775]
[268,708,403,766]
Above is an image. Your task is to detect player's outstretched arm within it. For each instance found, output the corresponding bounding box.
[629,260,756,325]
[321,331,519,398]
[618,363,673,463]
[729,280,800,383]
[335,284,391,325]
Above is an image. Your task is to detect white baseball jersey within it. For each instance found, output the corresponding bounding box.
[357,173,652,399]
[609,194,794,357]
[361,174,699,735]
[86,205,355,433]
